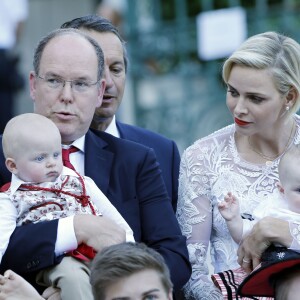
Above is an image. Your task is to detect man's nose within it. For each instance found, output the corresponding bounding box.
[60,81,74,103]
[104,67,113,88]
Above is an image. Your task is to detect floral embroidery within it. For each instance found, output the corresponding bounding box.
[8,175,100,225]
[176,116,300,299]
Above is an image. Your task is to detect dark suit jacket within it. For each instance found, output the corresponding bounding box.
[117,121,180,212]
[0,129,191,290]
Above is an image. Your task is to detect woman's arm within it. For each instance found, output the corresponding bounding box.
[176,150,223,300]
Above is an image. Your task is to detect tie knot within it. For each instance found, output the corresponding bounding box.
[63,145,78,153]
[68,146,79,154]
[62,146,79,171]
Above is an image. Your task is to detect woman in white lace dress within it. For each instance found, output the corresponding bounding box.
[176,31,300,299]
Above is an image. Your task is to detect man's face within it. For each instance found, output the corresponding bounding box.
[81,30,126,124]
[29,34,105,144]
[104,269,173,300]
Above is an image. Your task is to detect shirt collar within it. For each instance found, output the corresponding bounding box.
[105,115,120,138]
[10,174,25,195]
[9,167,77,196]
[62,135,85,152]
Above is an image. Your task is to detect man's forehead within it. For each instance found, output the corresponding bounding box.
[88,31,121,50]
[44,33,94,55]
[82,30,123,65]
[39,34,98,77]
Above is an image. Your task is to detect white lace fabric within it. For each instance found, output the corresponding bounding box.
[176,115,300,299]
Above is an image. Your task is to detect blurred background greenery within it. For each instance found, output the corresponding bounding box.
[15,0,300,153]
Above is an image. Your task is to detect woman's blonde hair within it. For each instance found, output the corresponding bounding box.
[223,31,300,114]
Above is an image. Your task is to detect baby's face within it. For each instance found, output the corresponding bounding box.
[281,164,300,213]
[14,130,63,183]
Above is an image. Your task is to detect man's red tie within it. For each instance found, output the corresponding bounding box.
[62,146,79,171]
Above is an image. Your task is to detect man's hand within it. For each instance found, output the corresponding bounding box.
[74,215,126,252]
[237,216,292,273]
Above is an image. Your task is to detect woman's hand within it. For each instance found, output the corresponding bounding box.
[237,216,292,273]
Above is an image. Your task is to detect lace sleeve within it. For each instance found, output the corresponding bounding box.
[176,146,223,300]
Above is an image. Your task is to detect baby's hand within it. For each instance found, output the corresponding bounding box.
[218,192,240,221]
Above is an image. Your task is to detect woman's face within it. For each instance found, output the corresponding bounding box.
[226,65,287,136]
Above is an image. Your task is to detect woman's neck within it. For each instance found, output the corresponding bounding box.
[235,117,296,164]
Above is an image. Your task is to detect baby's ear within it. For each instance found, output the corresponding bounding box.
[5,158,18,174]
[276,181,285,194]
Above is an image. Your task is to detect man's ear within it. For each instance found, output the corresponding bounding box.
[5,158,18,174]
[277,181,285,194]
[29,71,37,103]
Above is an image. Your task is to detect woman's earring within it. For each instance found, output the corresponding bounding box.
[286,106,290,111]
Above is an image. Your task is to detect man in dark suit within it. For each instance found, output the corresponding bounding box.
[0,28,191,295]
[61,15,180,212]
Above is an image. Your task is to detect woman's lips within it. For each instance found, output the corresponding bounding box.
[235,118,251,126]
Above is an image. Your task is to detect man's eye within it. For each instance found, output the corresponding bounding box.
[47,78,62,84]
[112,67,123,74]
[74,80,89,88]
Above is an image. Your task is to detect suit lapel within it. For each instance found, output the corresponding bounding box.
[84,130,114,195]
[116,121,127,138]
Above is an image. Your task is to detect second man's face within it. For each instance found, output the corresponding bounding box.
[82,30,126,123]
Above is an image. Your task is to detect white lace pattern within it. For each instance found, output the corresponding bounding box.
[176,115,300,299]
